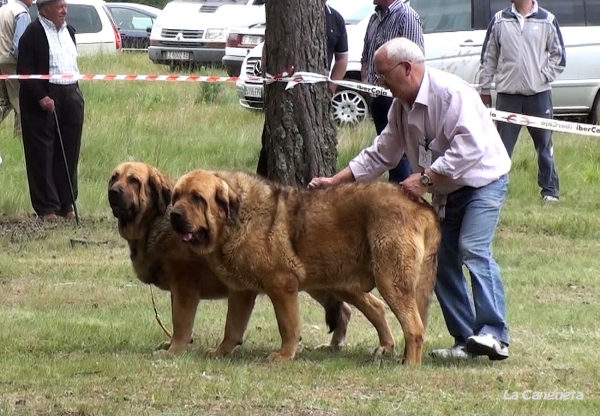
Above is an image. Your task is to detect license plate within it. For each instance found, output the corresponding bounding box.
[245,85,263,98]
[165,51,190,60]
[241,35,262,46]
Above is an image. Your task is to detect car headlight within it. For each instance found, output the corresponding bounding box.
[150,24,162,38]
[205,29,225,40]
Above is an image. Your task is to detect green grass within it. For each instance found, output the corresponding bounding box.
[0,53,599,415]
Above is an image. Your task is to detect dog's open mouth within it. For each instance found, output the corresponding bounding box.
[179,228,209,245]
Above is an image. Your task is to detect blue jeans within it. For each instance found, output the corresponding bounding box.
[435,175,509,346]
[496,91,559,198]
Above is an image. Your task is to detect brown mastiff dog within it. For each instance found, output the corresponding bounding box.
[108,162,366,356]
[169,169,441,365]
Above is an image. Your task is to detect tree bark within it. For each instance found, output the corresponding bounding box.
[260,0,338,186]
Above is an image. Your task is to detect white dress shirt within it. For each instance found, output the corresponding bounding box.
[349,67,511,195]
[38,15,79,85]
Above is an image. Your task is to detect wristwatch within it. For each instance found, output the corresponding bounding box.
[420,171,433,187]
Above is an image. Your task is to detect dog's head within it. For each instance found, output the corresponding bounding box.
[170,169,239,254]
[108,162,173,240]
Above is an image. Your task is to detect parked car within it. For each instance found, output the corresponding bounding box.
[30,0,121,55]
[148,0,266,69]
[106,2,161,51]
[235,0,375,127]
[409,0,600,124]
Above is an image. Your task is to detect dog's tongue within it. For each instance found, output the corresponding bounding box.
[181,233,194,243]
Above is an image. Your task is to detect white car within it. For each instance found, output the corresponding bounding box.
[235,0,375,127]
[148,0,265,69]
[30,0,122,55]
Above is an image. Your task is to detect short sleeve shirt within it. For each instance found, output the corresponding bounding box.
[326,5,348,69]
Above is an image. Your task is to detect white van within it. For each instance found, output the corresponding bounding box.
[30,0,121,55]
[148,0,265,68]
[409,0,600,123]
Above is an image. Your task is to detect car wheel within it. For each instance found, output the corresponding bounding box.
[330,88,368,127]
[590,92,600,125]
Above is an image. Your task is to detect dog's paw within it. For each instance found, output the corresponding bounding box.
[267,352,294,363]
[156,341,171,351]
[313,342,346,352]
[372,345,395,360]
[206,347,224,359]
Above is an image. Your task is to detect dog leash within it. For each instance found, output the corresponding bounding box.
[150,286,173,339]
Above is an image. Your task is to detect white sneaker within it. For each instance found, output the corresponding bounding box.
[542,195,559,202]
[466,334,509,361]
[430,344,477,360]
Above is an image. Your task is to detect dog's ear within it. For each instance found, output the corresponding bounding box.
[149,168,173,214]
[215,179,239,221]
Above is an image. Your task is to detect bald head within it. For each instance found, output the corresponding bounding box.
[376,37,425,66]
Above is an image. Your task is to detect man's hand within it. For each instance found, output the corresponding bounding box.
[400,172,428,198]
[39,96,55,112]
[480,94,492,108]
[308,176,337,189]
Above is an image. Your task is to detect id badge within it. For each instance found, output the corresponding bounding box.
[418,142,432,169]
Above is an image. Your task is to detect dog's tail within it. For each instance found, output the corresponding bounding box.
[324,297,345,333]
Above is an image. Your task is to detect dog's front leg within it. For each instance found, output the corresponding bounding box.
[207,290,258,358]
[164,283,200,354]
[266,280,301,362]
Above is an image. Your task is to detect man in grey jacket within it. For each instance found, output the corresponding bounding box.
[479,0,565,201]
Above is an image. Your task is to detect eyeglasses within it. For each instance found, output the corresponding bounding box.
[375,60,423,82]
[375,61,405,82]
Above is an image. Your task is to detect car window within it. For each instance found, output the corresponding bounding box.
[585,0,600,25]
[28,4,102,34]
[110,7,154,30]
[410,0,472,33]
[327,0,374,25]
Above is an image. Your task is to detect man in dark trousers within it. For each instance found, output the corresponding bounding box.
[256,0,348,177]
[361,0,424,183]
[17,0,84,221]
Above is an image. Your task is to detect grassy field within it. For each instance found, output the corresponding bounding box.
[0,53,599,416]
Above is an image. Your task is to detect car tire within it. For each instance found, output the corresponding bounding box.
[589,92,600,125]
[226,68,241,77]
[330,88,369,127]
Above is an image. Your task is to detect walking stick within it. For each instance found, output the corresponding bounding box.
[53,110,80,226]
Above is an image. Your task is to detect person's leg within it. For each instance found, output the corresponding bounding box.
[523,91,560,199]
[495,93,524,157]
[52,85,84,216]
[459,176,510,360]
[20,99,60,216]
[370,96,411,182]
[0,67,13,122]
[433,189,476,349]
[4,64,21,137]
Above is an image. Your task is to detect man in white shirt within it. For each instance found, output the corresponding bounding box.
[309,37,512,361]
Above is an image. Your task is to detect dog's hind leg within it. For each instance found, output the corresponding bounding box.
[330,289,396,358]
[207,290,258,358]
[306,289,352,350]
[373,249,425,365]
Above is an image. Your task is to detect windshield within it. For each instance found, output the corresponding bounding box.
[327,0,374,25]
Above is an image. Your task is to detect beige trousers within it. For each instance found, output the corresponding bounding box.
[0,63,21,136]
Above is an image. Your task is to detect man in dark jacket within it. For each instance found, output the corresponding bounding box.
[17,0,84,221]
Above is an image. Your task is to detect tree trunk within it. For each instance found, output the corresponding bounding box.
[261,0,338,186]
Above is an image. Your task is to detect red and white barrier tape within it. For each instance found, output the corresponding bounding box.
[4,72,599,136]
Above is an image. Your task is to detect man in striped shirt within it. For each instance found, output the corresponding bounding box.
[361,0,424,184]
